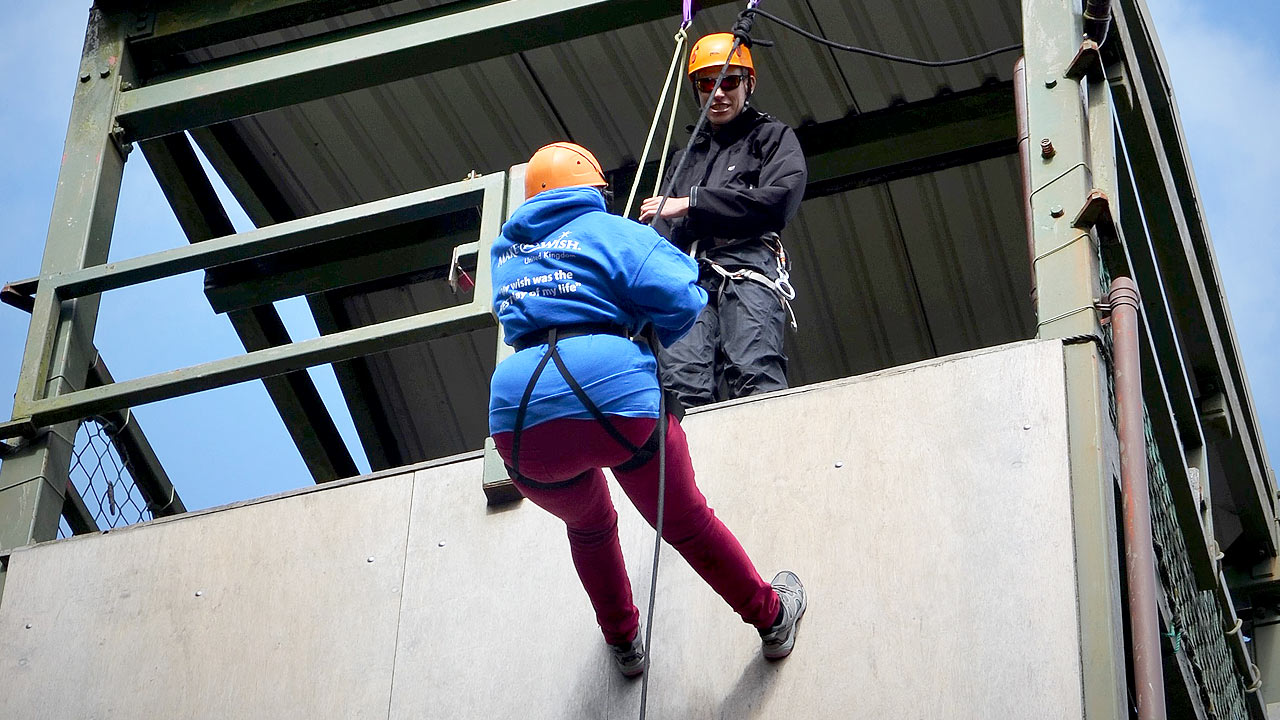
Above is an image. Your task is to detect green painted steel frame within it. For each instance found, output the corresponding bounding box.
[114,0,734,142]
[139,132,359,484]
[1110,0,1275,561]
[10,172,504,433]
[0,7,132,554]
[1022,2,1127,718]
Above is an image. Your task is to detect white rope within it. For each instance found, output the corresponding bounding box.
[624,26,689,219]
[650,63,683,200]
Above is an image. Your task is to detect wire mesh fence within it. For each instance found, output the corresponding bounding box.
[1097,263,1253,718]
[58,415,155,538]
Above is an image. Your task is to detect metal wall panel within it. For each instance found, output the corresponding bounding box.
[388,339,1082,718]
[0,476,415,720]
[0,340,1083,719]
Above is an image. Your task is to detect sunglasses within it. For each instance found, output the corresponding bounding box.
[694,74,749,94]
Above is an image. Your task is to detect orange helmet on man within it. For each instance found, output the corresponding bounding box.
[524,142,607,200]
[687,32,755,78]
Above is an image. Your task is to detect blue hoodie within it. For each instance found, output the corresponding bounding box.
[488,187,707,434]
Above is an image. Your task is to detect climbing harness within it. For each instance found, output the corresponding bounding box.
[695,233,798,330]
[505,325,671,490]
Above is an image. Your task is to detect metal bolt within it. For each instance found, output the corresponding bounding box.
[194,590,203,597]
[437,540,446,548]
[1023,424,1032,430]
[25,623,32,629]
[366,556,375,563]
[1040,138,1056,159]
[120,80,134,91]
[1050,206,1065,218]
[99,67,111,79]
[834,461,844,468]
[1044,76,1058,89]
[79,71,91,83]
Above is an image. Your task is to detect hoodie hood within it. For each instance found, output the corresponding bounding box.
[503,186,606,245]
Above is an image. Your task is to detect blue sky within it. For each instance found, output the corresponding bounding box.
[0,0,1275,512]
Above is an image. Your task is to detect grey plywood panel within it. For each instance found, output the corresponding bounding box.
[0,341,1081,719]
[389,339,1083,719]
[0,476,415,720]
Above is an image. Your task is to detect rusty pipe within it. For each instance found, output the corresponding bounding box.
[1013,56,1038,312]
[1110,277,1167,720]
[1084,0,1113,45]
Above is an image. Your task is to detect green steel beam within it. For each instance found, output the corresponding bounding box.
[85,356,186,517]
[1110,128,1219,589]
[799,82,1018,198]
[1113,124,1204,462]
[0,8,130,553]
[190,124,400,474]
[140,132,358,483]
[60,479,99,536]
[134,0,497,78]
[19,303,492,431]
[1112,0,1276,558]
[202,219,476,314]
[1060,341,1128,720]
[307,297,398,471]
[125,0,402,61]
[47,181,488,304]
[10,171,504,438]
[114,0,733,142]
[1024,2,1126,718]
[609,83,1018,215]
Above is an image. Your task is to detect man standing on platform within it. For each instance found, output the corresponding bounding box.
[640,31,807,408]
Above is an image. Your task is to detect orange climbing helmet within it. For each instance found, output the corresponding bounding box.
[524,142,607,200]
[687,32,755,78]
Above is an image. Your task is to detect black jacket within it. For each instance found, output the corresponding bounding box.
[655,106,807,271]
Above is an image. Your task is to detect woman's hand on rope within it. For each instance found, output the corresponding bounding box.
[639,196,690,223]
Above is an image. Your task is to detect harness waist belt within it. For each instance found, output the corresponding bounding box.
[513,323,630,352]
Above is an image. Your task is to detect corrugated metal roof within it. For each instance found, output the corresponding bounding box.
[184,0,1031,467]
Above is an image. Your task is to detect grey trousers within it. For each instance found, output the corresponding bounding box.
[659,277,789,408]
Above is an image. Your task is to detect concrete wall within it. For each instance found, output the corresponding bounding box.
[0,340,1084,719]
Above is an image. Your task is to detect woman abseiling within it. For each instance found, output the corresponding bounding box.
[488,141,807,677]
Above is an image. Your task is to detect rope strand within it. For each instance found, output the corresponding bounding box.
[625,28,688,219]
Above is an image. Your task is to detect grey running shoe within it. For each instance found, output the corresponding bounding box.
[760,571,807,660]
[610,635,646,678]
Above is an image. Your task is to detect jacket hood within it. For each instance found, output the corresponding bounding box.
[503,186,606,245]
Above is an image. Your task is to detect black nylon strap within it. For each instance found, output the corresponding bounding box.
[550,347,644,455]
[513,322,629,352]
[506,325,671,485]
[509,327,559,486]
[613,428,661,473]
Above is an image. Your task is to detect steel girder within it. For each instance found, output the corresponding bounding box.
[114,0,737,142]
[0,8,131,552]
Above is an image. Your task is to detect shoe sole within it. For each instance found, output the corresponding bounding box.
[763,582,807,661]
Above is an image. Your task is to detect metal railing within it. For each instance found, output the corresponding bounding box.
[3,173,504,442]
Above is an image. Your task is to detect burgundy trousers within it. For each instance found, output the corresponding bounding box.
[493,415,779,645]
